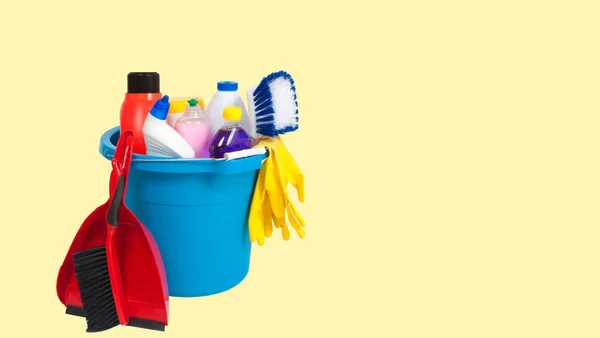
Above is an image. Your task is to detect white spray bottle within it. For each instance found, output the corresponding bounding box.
[142,95,195,158]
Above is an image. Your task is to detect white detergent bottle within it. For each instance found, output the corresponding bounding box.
[205,81,250,136]
[142,95,195,158]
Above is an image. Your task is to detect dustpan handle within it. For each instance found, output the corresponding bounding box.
[113,130,134,176]
[107,174,126,226]
[109,131,134,209]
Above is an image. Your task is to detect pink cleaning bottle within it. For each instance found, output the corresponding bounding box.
[174,98,212,158]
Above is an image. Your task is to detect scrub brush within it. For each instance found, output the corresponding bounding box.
[247,70,299,138]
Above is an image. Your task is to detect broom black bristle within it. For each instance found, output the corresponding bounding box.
[72,245,120,333]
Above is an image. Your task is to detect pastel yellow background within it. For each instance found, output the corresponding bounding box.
[1,0,599,337]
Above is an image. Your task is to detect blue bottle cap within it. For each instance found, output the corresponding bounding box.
[149,95,170,120]
[217,81,238,91]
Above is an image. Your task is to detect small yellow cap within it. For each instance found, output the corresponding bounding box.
[223,106,242,121]
[169,100,187,114]
[197,98,206,110]
[169,97,205,113]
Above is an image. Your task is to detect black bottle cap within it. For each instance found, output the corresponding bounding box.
[127,72,160,93]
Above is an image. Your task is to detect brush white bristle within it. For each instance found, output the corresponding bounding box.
[251,70,300,137]
[268,78,298,129]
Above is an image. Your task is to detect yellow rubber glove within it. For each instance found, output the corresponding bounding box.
[269,146,306,239]
[248,153,267,245]
[256,145,291,241]
[263,193,274,238]
[259,137,306,240]
[248,137,306,244]
[272,136,305,203]
[256,137,303,199]
[248,145,281,245]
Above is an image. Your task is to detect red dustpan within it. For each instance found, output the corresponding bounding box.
[56,130,169,331]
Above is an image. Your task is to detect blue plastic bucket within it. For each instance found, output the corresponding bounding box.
[99,126,266,297]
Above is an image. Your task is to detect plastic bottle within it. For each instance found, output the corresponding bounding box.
[167,97,205,128]
[174,99,212,158]
[209,106,253,159]
[205,81,251,136]
[120,72,162,155]
[142,95,195,159]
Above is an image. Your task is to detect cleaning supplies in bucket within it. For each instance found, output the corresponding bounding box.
[59,70,305,332]
[206,81,251,136]
[142,95,195,158]
[209,106,253,159]
[174,98,212,158]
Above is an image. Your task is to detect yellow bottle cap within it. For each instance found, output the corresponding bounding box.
[223,106,242,121]
[169,97,205,113]
[197,98,206,110]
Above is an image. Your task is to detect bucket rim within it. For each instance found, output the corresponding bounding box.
[100,126,267,162]
[99,126,267,174]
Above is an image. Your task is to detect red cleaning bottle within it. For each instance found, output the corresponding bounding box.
[120,72,162,155]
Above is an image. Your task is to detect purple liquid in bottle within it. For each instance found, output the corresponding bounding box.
[209,123,253,159]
